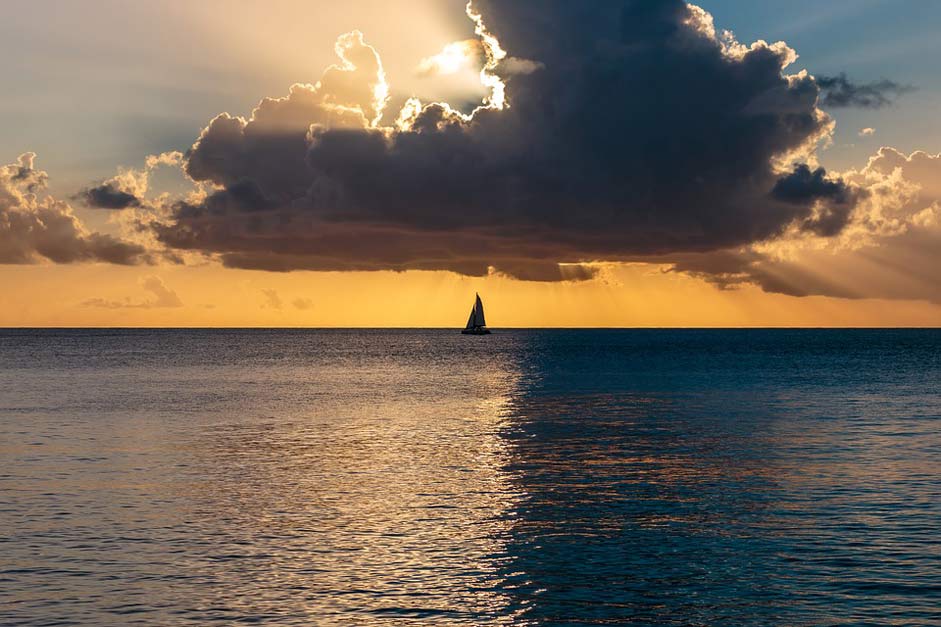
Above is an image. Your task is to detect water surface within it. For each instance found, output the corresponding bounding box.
[1,329,939,625]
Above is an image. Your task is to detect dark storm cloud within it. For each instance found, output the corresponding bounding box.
[77,182,142,209]
[155,0,857,280]
[816,73,915,109]
[1,153,149,265]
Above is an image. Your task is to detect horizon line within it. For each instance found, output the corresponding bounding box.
[1,326,938,331]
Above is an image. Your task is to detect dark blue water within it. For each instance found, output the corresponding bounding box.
[1,329,939,625]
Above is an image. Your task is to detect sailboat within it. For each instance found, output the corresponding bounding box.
[462,293,492,335]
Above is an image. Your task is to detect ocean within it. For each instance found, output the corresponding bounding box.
[1,329,939,626]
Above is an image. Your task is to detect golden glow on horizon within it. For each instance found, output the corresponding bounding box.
[0,264,938,328]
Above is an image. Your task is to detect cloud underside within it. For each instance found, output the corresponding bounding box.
[666,148,941,303]
[151,0,860,281]
[671,242,941,303]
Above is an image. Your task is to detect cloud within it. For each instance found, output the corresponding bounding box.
[859,127,875,137]
[149,0,857,282]
[181,29,387,201]
[667,147,941,303]
[77,183,142,209]
[82,275,183,309]
[293,297,313,310]
[499,56,544,76]
[770,164,859,236]
[140,275,184,307]
[76,151,183,210]
[261,288,283,310]
[1,153,149,265]
[817,73,915,109]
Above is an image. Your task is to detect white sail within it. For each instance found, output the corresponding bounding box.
[474,294,486,328]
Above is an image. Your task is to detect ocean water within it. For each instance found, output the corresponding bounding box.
[1,329,939,626]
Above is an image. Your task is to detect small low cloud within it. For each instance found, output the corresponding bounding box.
[817,73,915,109]
[261,288,283,310]
[293,298,314,311]
[859,127,876,137]
[82,276,183,309]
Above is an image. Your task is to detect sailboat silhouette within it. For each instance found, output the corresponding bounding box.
[461,293,491,335]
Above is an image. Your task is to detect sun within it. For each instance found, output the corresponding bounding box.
[416,39,483,77]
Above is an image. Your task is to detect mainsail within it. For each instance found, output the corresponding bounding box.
[465,293,487,329]
[474,294,486,328]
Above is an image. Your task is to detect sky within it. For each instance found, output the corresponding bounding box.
[1,0,939,327]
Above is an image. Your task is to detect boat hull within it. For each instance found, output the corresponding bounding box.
[461,327,492,335]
